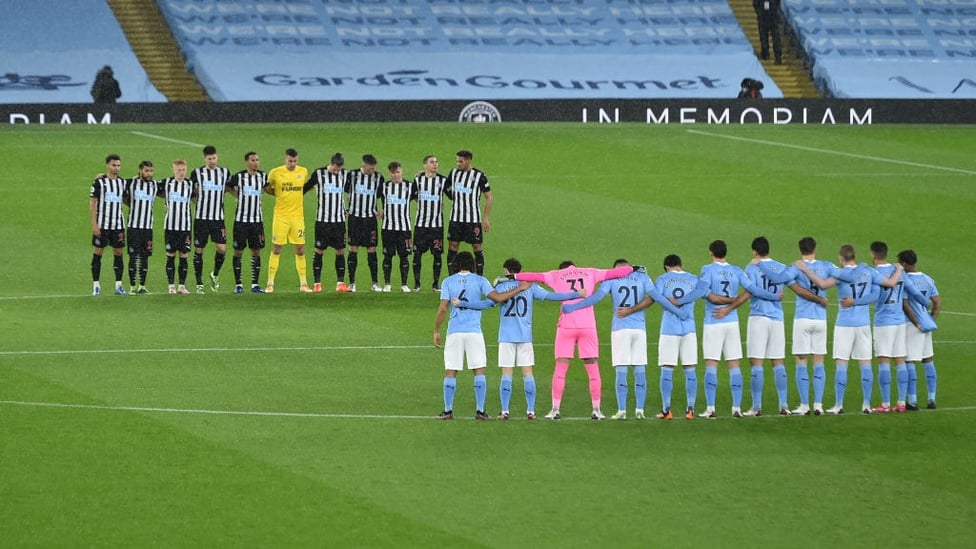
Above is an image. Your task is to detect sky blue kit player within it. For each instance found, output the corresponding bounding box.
[654,255,707,419]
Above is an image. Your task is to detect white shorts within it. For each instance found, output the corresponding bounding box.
[443,332,487,371]
[874,324,907,358]
[702,322,743,361]
[658,333,698,366]
[833,325,873,362]
[498,342,535,367]
[746,316,786,360]
[792,318,828,356]
[905,323,934,362]
[611,329,648,366]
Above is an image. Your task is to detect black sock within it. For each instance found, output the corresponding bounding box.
[335,254,346,282]
[433,253,443,287]
[128,255,138,286]
[113,254,124,282]
[233,256,243,285]
[251,254,261,286]
[313,252,323,284]
[474,250,485,276]
[179,257,189,284]
[140,257,149,286]
[91,254,102,282]
[413,254,423,287]
[213,251,226,276]
[446,250,457,274]
[166,256,175,284]
[367,252,379,284]
[347,251,358,284]
[382,253,393,284]
[193,252,203,284]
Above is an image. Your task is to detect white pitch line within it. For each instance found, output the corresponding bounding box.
[687,129,976,176]
[1,399,973,421]
[130,131,204,148]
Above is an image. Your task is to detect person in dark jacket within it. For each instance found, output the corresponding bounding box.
[754,0,783,64]
[91,65,121,104]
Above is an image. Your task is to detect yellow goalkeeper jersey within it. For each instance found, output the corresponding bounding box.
[267,165,308,219]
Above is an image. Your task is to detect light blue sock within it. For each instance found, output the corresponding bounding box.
[795,364,810,406]
[474,374,487,412]
[813,363,826,405]
[896,364,908,404]
[660,368,674,411]
[615,366,629,411]
[923,360,937,401]
[443,377,457,412]
[835,364,848,408]
[906,362,918,404]
[524,374,537,414]
[704,366,718,408]
[774,364,788,409]
[750,365,764,411]
[634,366,647,410]
[878,362,891,404]
[499,374,513,412]
[860,364,873,408]
[684,368,697,410]
[730,367,743,408]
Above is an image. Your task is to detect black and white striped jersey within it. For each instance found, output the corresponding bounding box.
[381,182,413,232]
[309,167,347,223]
[124,177,158,230]
[160,177,195,231]
[446,167,490,223]
[89,176,126,230]
[227,170,266,223]
[411,172,447,229]
[190,165,230,221]
[345,169,384,219]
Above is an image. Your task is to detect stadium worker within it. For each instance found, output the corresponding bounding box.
[379,161,414,292]
[122,160,158,294]
[411,155,448,291]
[753,237,832,415]
[345,154,384,292]
[190,145,230,294]
[512,260,636,420]
[433,252,529,420]
[226,152,268,294]
[89,154,128,296]
[563,259,689,420]
[159,159,196,294]
[305,152,350,293]
[898,250,941,410]
[445,149,492,276]
[263,148,311,293]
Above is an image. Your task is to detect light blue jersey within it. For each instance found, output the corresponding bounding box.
[872,264,908,327]
[440,272,495,334]
[742,259,791,321]
[493,280,577,343]
[756,259,833,321]
[830,264,880,327]
[904,271,938,330]
[655,271,700,336]
[699,262,744,325]
[568,271,687,331]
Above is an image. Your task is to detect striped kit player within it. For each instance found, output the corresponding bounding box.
[190,145,230,292]
[411,155,447,291]
[380,161,414,292]
[345,154,384,291]
[446,149,492,276]
[88,154,127,295]
[226,151,267,293]
[122,160,158,293]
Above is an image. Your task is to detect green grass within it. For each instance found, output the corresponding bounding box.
[1,123,974,547]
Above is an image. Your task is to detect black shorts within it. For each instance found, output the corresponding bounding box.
[93,228,126,249]
[413,226,444,255]
[382,229,412,256]
[448,221,483,245]
[348,216,377,247]
[193,219,227,247]
[233,221,266,251]
[165,230,192,254]
[127,227,154,256]
[314,221,347,251]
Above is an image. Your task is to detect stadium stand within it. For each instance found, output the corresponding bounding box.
[0,0,165,103]
[783,0,976,98]
[156,0,783,100]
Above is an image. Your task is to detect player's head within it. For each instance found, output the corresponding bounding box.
[452,251,476,273]
[558,260,575,269]
[613,258,630,267]
[503,258,522,274]
[751,236,770,258]
[839,244,856,263]
[798,236,817,255]
[138,160,154,180]
[456,149,473,170]
[361,154,378,174]
[172,158,187,179]
[423,155,438,172]
[870,241,888,261]
[709,240,727,260]
[388,161,402,181]
[284,148,299,170]
[329,152,344,172]
[105,154,121,176]
[663,254,682,271]
[202,145,218,168]
[244,151,259,171]
[897,249,917,268]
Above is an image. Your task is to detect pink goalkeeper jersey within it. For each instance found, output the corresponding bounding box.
[516,265,632,330]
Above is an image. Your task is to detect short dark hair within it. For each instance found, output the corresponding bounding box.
[752,236,770,257]
[502,258,522,273]
[839,244,856,262]
[423,155,437,164]
[456,149,473,159]
[388,161,401,172]
[330,152,344,166]
[613,258,630,267]
[244,151,257,161]
[138,160,153,169]
[897,249,917,266]
[558,260,575,269]
[870,241,888,260]
[452,251,476,272]
[105,154,120,164]
[362,154,377,166]
[798,236,817,255]
[203,145,217,156]
[709,240,727,259]
[285,148,298,158]
[663,254,682,269]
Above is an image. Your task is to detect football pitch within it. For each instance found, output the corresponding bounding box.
[1,122,974,547]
